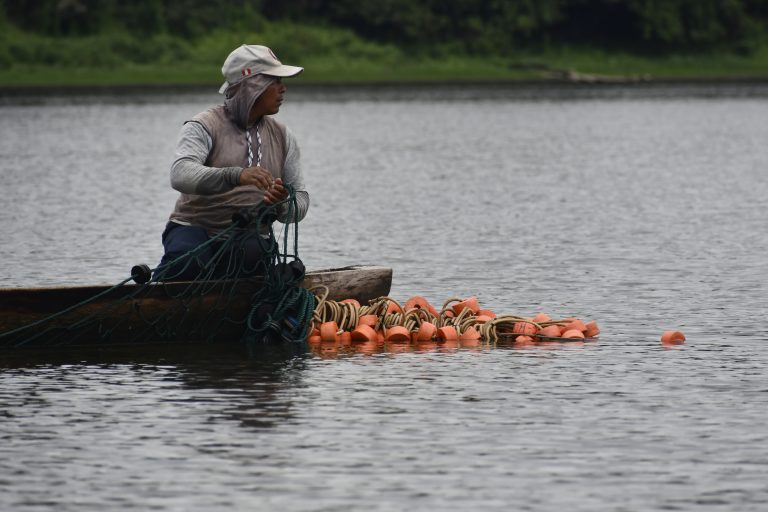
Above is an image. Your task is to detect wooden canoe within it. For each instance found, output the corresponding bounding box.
[0,265,392,349]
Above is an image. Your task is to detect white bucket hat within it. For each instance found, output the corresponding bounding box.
[219,44,303,94]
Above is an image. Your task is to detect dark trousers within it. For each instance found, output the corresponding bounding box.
[157,222,272,281]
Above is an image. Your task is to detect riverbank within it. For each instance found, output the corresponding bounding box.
[1,28,767,88]
[2,57,767,90]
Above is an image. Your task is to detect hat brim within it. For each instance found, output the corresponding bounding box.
[218,65,304,94]
[263,64,304,78]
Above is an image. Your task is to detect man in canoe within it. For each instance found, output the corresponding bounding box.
[157,44,309,281]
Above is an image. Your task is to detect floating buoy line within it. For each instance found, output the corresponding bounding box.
[308,290,600,345]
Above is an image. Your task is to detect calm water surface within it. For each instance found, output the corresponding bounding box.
[1,83,768,510]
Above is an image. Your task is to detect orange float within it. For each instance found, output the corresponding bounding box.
[564,319,587,333]
[357,314,378,328]
[385,301,404,315]
[477,309,496,318]
[539,325,562,338]
[319,321,339,343]
[585,321,600,338]
[532,312,551,323]
[404,296,438,317]
[514,335,535,344]
[452,296,480,315]
[436,326,459,341]
[385,326,411,342]
[513,321,537,336]
[414,322,437,341]
[339,331,352,344]
[351,324,377,342]
[459,326,481,341]
[340,298,361,309]
[661,330,685,344]
[562,329,585,339]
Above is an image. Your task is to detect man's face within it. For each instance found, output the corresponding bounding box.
[249,78,286,124]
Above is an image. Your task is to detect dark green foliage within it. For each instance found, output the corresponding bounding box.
[1,0,766,60]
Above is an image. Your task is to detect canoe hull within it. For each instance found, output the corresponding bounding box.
[0,265,392,348]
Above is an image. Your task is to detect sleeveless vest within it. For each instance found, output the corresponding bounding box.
[169,105,288,233]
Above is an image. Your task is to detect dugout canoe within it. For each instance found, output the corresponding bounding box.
[0,265,392,349]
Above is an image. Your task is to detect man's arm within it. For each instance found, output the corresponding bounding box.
[170,122,309,222]
[270,128,310,223]
[169,122,242,195]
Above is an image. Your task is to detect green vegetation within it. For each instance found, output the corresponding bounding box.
[1,1,767,87]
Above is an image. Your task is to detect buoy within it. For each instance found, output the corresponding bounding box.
[130,264,152,285]
[341,298,361,309]
[404,296,440,318]
[351,324,377,342]
[477,309,496,318]
[436,326,458,341]
[661,330,685,344]
[339,331,352,344]
[585,321,600,338]
[513,322,537,336]
[459,326,481,341]
[357,315,378,328]
[562,329,585,339]
[514,335,535,344]
[452,296,480,315]
[415,322,437,341]
[385,326,411,342]
[532,312,551,323]
[385,301,404,315]
[564,319,587,333]
[539,325,562,338]
[319,321,339,343]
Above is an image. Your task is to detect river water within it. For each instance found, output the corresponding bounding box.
[1,82,767,511]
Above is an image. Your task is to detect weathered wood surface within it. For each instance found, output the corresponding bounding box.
[0,265,392,348]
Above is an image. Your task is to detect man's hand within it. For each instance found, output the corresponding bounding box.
[239,166,274,189]
[264,178,288,205]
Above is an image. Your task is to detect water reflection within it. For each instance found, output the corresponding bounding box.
[307,337,596,358]
[1,343,310,433]
[171,344,310,431]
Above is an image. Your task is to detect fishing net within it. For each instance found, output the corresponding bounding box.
[0,186,315,349]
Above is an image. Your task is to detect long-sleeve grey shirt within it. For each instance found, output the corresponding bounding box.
[169,121,309,224]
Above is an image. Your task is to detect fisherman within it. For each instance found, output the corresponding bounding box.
[157,44,309,281]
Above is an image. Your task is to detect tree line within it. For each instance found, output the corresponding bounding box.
[3,0,767,54]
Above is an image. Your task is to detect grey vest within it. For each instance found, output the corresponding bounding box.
[169,105,288,233]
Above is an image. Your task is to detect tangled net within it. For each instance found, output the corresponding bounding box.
[0,185,315,349]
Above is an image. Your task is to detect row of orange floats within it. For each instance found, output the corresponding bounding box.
[307,292,601,346]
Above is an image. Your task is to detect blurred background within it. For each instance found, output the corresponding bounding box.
[1,0,767,85]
